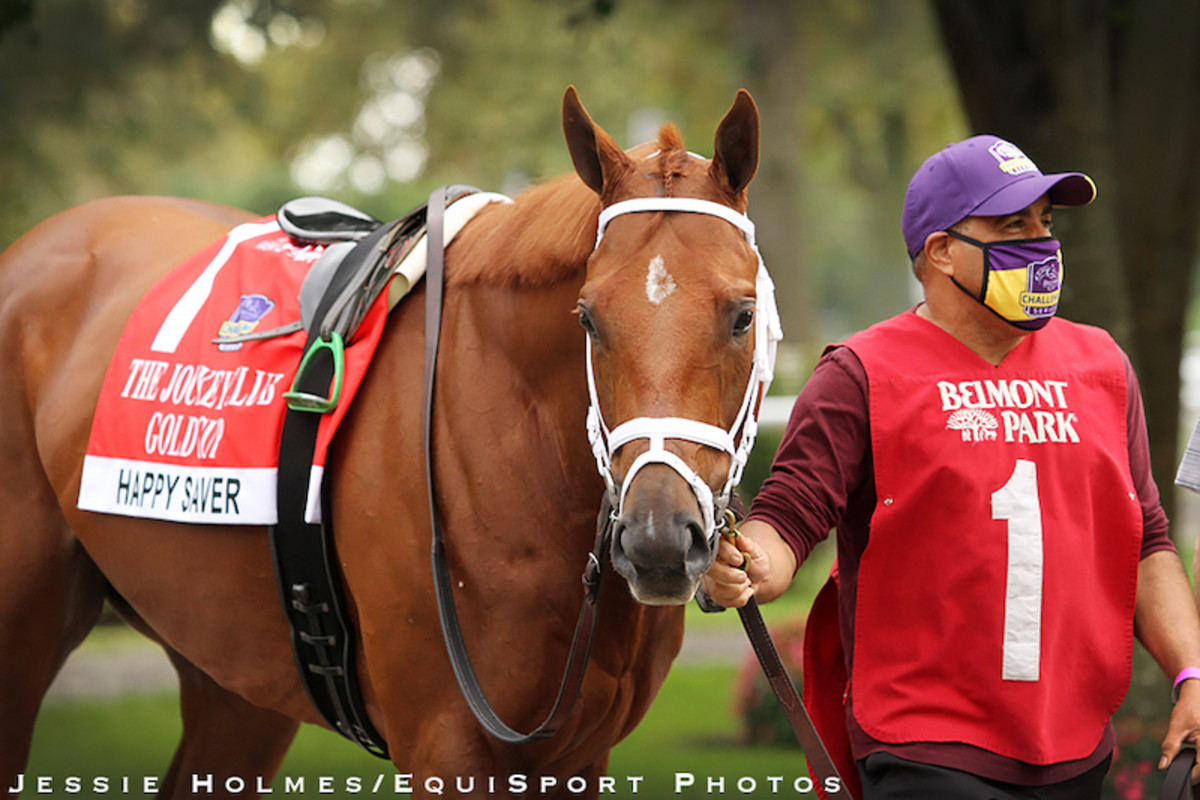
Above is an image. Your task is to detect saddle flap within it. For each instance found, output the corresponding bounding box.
[299,241,356,334]
[278,196,382,243]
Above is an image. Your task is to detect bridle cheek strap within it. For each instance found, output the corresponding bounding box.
[585,197,783,543]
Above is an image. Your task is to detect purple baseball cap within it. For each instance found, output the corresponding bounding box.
[901,134,1096,259]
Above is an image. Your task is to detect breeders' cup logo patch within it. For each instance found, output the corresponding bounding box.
[217,294,275,352]
[988,140,1037,176]
[1020,255,1061,317]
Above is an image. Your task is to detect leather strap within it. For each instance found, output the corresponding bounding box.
[719,514,848,797]
[271,223,397,758]
[735,597,851,797]
[1161,747,1197,800]
[422,185,613,744]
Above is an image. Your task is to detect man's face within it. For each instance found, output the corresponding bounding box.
[946,193,1055,300]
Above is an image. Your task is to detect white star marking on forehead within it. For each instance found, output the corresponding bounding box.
[645,255,677,305]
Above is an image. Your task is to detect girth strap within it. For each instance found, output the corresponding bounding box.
[270,185,491,755]
[423,185,613,744]
[271,220,399,758]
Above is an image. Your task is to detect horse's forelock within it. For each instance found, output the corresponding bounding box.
[654,124,694,186]
[657,123,685,156]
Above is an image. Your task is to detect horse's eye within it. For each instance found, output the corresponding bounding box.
[577,305,597,337]
[733,307,755,337]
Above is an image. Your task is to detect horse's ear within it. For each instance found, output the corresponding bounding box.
[710,89,759,196]
[562,85,633,196]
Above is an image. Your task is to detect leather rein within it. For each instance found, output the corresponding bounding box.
[423,186,614,743]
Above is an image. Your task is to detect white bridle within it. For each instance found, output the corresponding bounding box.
[585,197,783,543]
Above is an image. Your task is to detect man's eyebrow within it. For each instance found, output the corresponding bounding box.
[997,202,1053,224]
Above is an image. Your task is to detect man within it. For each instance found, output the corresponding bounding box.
[704,135,1200,798]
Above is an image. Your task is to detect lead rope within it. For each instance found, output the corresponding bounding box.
[721,514,851,798]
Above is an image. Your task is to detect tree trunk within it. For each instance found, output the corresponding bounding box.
[735,0,820,353]
[933,0,1200,528]
[1109,0,1200,532]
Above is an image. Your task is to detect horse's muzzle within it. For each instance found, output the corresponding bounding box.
[609,467,716,606]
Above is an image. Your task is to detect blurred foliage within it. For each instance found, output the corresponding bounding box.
[732,617,807,748]
[790,0,965,341]
[0,0,965,365]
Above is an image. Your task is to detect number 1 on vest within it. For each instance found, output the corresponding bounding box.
[992,459,1043,682]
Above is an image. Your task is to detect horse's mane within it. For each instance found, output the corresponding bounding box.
[445,174,600,288]
[447,123,700,288]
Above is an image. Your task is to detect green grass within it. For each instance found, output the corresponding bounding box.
[21,547,836,798]
[609,666,811,798]
[23,664,808,799]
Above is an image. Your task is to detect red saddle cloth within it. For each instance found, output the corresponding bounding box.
[78,217,388,525]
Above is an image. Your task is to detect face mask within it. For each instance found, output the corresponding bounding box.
[946,231,1064,331]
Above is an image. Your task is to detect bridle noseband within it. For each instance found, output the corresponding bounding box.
[585,196,783,542]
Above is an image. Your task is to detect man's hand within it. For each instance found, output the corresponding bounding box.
[1135,549,1200,784]
[700,519,794,608]
[1159,679,1200,783]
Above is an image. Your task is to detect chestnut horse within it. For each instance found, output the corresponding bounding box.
[0,87,772,797]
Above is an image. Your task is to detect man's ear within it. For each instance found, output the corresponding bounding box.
[922,231,955,277]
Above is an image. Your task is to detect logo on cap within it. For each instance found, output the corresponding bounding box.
[988,140,1037,176]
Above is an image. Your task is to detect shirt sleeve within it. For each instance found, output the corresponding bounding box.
[1123,351,1174,559]
[1176,416,1200,493]
[747,346,871,570]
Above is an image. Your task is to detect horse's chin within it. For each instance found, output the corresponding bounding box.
[623,577,703,607]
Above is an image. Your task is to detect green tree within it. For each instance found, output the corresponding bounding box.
[0,0,963,371]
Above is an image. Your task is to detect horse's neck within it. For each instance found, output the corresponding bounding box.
[438,178,603,508]
[441,274,597,506]
[432,185,614,588]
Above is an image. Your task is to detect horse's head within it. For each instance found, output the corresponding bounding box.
[562,87,781,606]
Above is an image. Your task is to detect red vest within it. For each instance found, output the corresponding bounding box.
[844,312,1140,764]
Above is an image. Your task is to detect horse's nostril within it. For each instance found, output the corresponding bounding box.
[609,522,634,574]
[609,506,712,606]
[684,520,712,572]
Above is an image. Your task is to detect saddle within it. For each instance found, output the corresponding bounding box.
[277,195,382,243]
[216,188,485,407]
[219,194,416,354]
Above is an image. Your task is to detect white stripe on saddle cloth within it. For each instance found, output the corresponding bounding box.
[152,219,283,354]
[149,192,513,359]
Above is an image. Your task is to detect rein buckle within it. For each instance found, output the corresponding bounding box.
[582,552,602,592]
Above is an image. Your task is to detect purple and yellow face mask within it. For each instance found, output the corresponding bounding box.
[947,231,1063,331]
